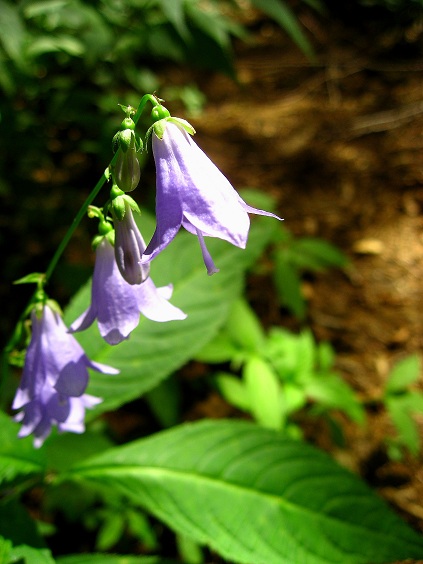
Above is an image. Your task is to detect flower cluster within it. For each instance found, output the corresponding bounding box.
[12,303,118,447]
[12,98,280,446]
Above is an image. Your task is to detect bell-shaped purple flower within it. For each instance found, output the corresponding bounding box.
[12,303,118,447]
[142,121,282,275]
[69,237,187,346]
[113,198,150,285]
[14,384,102,449]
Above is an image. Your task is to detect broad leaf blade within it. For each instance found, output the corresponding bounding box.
[0,412,45,486]
[68,420,423,564]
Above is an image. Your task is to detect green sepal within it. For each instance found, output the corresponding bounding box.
[118,129,133,152]
[13,272,46,286]
[124,194,141,215]
[45,298,63,317]
[150,116,196,142]
[118,103,135,117]
[111,194,140,221]
[111,195,126,221]
[167,116,196,135]
[92,230,115,250]
[151,119,167,141]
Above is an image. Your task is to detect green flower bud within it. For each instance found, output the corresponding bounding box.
[114,146,141,192]
[151,104,171,122]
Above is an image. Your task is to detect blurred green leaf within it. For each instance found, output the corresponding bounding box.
[244,356,283,429]
[273,250,306,318]
[289,238,349,270]
[215,373,250,411]
[250,0,314,59]
[57,555,176,564]
[385,354,421,394]
[303,373,365,424]
[9,545,55,564]
[225,299,266,354]
[386,396,421,456]
[0,1,26,66]
[96,512,125,551]
[0,498,47,551]
[0,411,45,487]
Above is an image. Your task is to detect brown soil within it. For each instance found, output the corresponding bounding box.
[172,5,423,543]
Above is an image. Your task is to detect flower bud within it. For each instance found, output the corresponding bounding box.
[114,145,141,192]
[112,200,150,285]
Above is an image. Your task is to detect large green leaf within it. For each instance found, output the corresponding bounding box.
[0,411,45,487]
[63,214,273,415]
[67,420,423,564]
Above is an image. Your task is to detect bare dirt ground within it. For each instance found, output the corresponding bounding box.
[176,4,423,542]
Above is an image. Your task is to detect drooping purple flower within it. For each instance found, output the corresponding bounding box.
[142,120,282,275]
[69,237,187,346]
[112,198,150,285]
[14,384,102,449]
[13,303,118,447]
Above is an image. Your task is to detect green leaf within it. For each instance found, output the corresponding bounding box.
[215,373,250,412]
[0,537,12,564]
[386,394,423,455]
[67,420,423,564]
[158,0,190,40]
[303,373,365,424]
[250,0,314,59]
[26,35,85,57]
[244,356,283,429]
[195,330,240,363]
[273,251,306,318]
[96,512,125,551]
[57,556,176,564]
[0,1,26,66]
[64,214,273,416]
[290,237,349,270]
[9,545,55,564]
[225,299,266,353]
[0,412,45,487]
[385,354,421,393]
[0,498,46,550]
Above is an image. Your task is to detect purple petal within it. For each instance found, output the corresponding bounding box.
[135,277,187,322]
[155,124,251,247]
[93,239,142,344]
[54,358,89,397]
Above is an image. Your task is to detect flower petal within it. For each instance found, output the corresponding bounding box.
[136,277,187,322]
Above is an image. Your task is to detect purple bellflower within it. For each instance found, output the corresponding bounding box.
[69,236,187,346]
[13,302,118,447]
[141,119,282,275]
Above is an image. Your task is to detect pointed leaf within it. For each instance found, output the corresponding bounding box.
[244,356,283,429]
[250,0,314,59]
[386,354,421,393]
[67,420,423,564]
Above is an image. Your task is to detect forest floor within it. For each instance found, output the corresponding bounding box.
[165,3,423,546]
